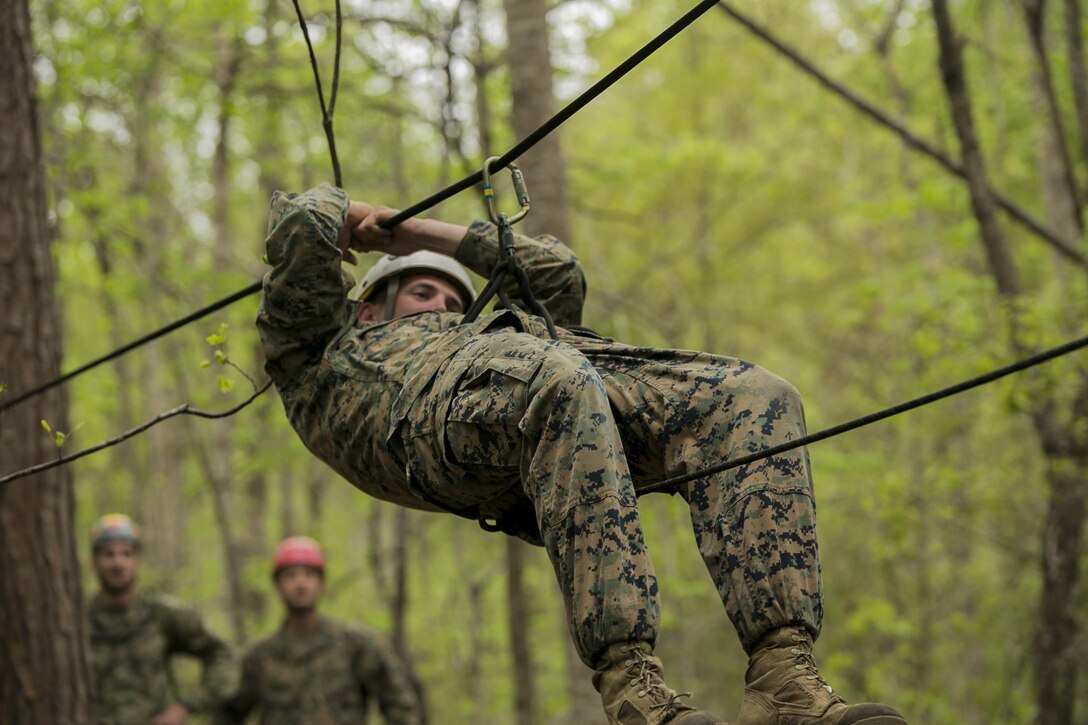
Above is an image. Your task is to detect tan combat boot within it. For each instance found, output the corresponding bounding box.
[593,642,727,725]
[738,627,907,725]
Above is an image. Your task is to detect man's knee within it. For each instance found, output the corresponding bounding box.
[737,363,802,403]
[530,345,609,412]
[728,365,806,433]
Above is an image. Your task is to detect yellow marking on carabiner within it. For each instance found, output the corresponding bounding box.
[482,156,531,226]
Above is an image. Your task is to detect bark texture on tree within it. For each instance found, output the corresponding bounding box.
[0,1,92,722]
[932,0,1022,299]
[392,507,431,725]
[503,0,572,243]
[932,4,1088,724]
[506,537,536,725]
[501,2,604,719]
[1062,0,1088,178]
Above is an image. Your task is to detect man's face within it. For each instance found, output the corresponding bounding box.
[359,273,466,322]
[275,566,325,613]
[93,541,140,595]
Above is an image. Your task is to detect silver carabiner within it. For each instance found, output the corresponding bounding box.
[482,156,531,226]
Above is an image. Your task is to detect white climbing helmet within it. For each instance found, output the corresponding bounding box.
[350,250,477,319]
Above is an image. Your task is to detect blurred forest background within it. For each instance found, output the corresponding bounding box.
[3,0,1088,723]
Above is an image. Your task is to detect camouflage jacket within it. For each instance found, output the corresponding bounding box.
[256,184,589,522]
[215,617,421,725]
[87,590,234,724]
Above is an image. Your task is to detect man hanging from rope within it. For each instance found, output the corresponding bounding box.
[256,183,908,725]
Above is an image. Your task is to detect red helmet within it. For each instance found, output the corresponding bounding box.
[272,536,325,576]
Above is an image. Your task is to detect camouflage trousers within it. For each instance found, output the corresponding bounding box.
[397,328,822,666]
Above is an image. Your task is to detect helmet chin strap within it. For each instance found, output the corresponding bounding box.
[383,277,400,321]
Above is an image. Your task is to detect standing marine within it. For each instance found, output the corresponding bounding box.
[215,536,422,724]
[86,513,234,725]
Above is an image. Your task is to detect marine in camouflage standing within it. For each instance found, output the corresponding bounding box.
[86,514,234,725]
[256,184,907,724]
[215,537,422,725]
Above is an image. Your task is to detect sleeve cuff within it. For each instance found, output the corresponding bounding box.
[453,220,500,277]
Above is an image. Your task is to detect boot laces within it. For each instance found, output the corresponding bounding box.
[624,647,694,715]
[789,633,835,697]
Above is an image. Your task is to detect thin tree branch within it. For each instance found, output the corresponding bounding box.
[873,0,908,56]
[292,0,343,186]
[348,14,439,41]
[932,0,1023,300]
[716,1,1088,269]
[1020,0,1084,229]
[292,0,329,114]
[226,359,260,392]
[329,0,343,117]
[0,381,272,488]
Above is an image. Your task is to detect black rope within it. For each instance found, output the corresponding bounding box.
[0,281,263,414]
[0,2,719,413]
[381,0,723,229]
[637,333,1088,496]
[714,2,1087,269]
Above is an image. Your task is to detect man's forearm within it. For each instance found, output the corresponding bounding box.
[399,217,466,257]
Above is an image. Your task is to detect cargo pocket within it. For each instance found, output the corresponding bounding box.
[444,355,543,471]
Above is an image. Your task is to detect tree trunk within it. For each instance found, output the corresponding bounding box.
[243,469,270,622]
[931,5,1088,724]
[467,577,489,722]
[125,25,187,579]
[390,507,429,724]
[279,466,295,538]
[1062,0,1088,175]
[212,31,244,269]
[932,0,1022,300]
[187,414,247,644]
[468,0,495,183]
[501,0,602,718]
[506,537,536,725]
[0,1,92,721]
[503,0,572,243]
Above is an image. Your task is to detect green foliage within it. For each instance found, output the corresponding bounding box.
[40,419,85,449]
[32,0,1088,721]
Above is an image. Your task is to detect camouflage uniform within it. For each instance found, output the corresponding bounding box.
[87,590,234,724]
[215,617,421,724]
[257,184,822,666]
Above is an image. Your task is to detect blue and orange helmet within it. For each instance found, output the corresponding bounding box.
[91,513,141,552]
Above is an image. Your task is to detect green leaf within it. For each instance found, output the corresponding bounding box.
[206,323,229,346]
[200,359,212,369]
[41,419,52,434]
[55,431,66,448]
[214,349,228,364]
[217,375,235,393]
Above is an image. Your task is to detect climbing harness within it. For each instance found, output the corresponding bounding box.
[460,157,559,340]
